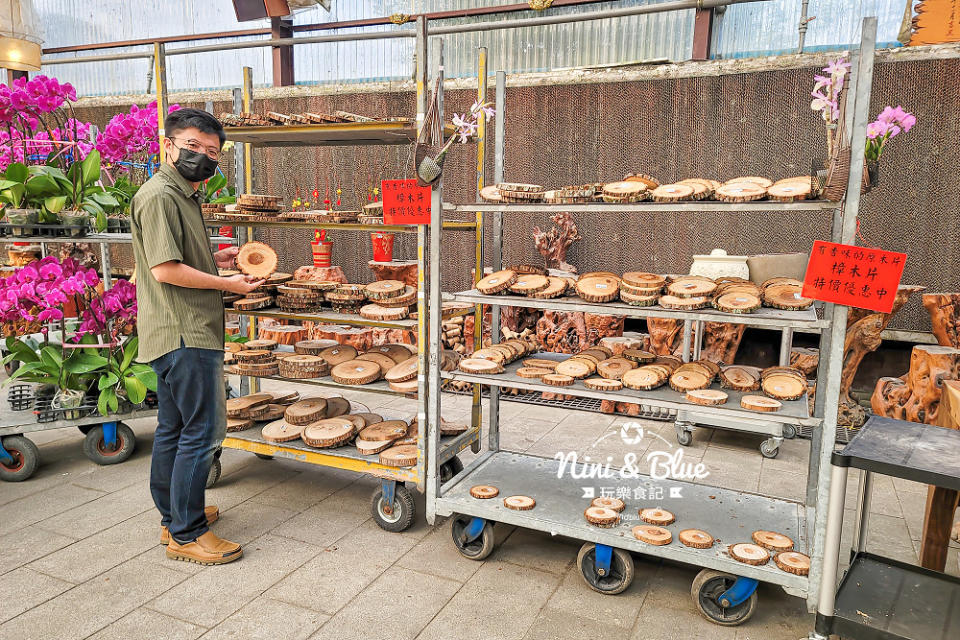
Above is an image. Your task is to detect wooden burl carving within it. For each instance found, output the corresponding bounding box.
[584,313,624,346]
[870,345,960,424]
[536,311,587,353]
[532,212,581,273]
[647,318,683,356]
[922,293,960,348]
[368,260,418,287]
[501,306,542,336]
[701,322,746,364]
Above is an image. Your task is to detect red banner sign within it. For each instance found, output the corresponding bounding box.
[381,179,431,225]
[802,240,907,313]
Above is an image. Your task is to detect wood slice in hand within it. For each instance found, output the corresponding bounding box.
[284,398,329,425]
[639,507,675,526]
[517,366,552,379]
[476,269,518,295]
[226,393,273,417]
[584,377,623,391]
[331,359,382,385]
[651,183,695,202]
[659,294,709,310]
[686,389,728,406]
[503,495,536,510]
[622,367,666,390]
[355,352,398,375]
[773,551,810,575]
[261,419,304,443]
[355,437,395,455]
[543,373,574,387]
[761,374,806,401]
[470,485,499,499]
[359,420,408,442]
[597,358,633,380]
[720,366,760,391]
[740,395,782,412]
[555,359,593,379]
[713,292,762,314]
[529,276,568,299]
[302,418,355,448]
[575,276,620,303]
[729,543,770,565]
[667,279,717,298]
[679,529,715,549]
[237,242,278,278]
[458,358,503,375]
[227,417,253,432]
[248,403,288,421]
[319,345,358,366]
[584,506,620,527]
[767,180,811,202]
[523,358,559,370]
[591,497,625,512]
[359,303,409,321]
[509,274,550,295]
[752,530,794,552]
[385,356,420,381]
[365,280,406,300]
[633,525,672,545]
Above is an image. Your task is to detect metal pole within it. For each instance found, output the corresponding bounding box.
[814,464,849,622]
[232,86,250,397]
[798,0,811,53]
[489,70,506,453]
[471,46,488,454]
[416,16,430,505]
[692,320,703,361]
[240,66,258,394]
[852,470,873,554]
[681,319,693,363]
[778,328,793,366]
[99,244,113,290]
[154,43,169,164]
[415,16,428,129]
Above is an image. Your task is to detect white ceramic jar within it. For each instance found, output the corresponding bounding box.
[689,249,750,279]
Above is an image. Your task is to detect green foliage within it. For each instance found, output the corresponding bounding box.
[201,173,236,204]
[95,336,157,415]
[29,150,120,230]
[224,332,248,344]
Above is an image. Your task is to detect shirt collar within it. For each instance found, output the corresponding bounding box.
[159,163,200,200]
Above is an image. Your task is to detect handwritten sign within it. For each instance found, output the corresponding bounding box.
[381,180,431,225]
[802,240,907,313]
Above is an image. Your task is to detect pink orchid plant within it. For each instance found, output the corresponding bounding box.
[865,105,916,163]
[436,101,495,159]
[96,101,181,168]
[811,58,851,160]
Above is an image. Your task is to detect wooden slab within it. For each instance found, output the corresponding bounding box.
[237,242,278,279]
[633,525,672,545]
[284,398,328,425]
[639,507,675,526]
[302,418,355,448]
[261,419,304,443]
[379,444,418,467]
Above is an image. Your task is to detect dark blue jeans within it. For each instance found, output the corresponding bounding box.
[149,345,226,543]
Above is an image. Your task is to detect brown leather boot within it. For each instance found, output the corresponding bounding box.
[166,531,242,565]
[159,505,220,545]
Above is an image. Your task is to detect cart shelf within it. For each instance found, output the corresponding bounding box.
[225,369,404,397]
[228,307,418,330]
[448,289,828,330]
[1,233,235,245]
[0,408,158,437]
[450,201,839,214]
[434,450,809,591]
[208,219,474,233]
[224,121,456,147]
[442,354,818,427]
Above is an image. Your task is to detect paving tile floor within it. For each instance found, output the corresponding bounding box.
[1,379,957,640]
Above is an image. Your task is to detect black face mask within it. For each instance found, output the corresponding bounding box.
[173,147,219,182]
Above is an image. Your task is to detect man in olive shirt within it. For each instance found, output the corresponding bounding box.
[131,108,262,565]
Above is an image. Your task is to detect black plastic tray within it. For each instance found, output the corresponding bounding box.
[0,221,88,238]
[33,392,98,423]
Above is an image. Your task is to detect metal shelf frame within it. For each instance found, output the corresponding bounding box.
[425,18,880,619]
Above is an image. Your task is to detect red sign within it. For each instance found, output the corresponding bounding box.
[381,179,431,225]
[802,240,907,313]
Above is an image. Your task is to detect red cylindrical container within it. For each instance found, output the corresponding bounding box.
[371,232,395,262]
[312,241,333,267]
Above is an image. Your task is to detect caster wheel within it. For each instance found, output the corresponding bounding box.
[782,424,797,439]
[577,543,634,595]
[254,453,274,460]
[82,423,135,465]
[0,435,39,482]
[676,430,693,446]
[450,514,495,561]
[760,440,779,459]
[371,483,416,532]
[691,569,758,626]
[206,457,222,488]
[439,456,464,484]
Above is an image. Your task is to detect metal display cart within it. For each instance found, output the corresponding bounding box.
[425,16,880,625]
[813,416,960,640]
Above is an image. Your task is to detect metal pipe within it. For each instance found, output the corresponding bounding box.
[779,328,793,366]
[816,464,849,618]
[798,0,811,53]
[852,470,873,554]
[232,86,250,398]
[681,319,693,363]
[471,47,488,454]
[489,70,506,454]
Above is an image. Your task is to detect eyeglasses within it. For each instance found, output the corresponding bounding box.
[170,137,221,161]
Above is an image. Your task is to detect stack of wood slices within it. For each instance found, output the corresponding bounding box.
[360,280,417,320]
[225,390,302,432]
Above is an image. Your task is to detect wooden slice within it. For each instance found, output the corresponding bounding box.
[302,418,355,448]
[386,356,420,381]
[669,370,711,392]
[470,485,499,499]
[261,419,304,443]
[476,269,518,295]
[763,287,814,310]
[762,374,807,401]
[325,286,367,303]
[575,276,620,303]
[359,303,409,321]
[543,373,574,387]
[622,349,656,364]
[686,389,729,406]
[231,363,279,376]
[584,506,620,527]
[571,351,601,365]
[597,358,633,380]
[715,182,766,202]
[773,551,810,576]
[725,175,774,188]
[621,271,665,289]
[244,339,278,351]
[623,173,660,189]
[458,358,503,375]
[323,397,351,418]
[503,495,536,510]
[767,181,811,202]
[555,359,593,379]
[509,274,550,295]
[276,285,324,298]
[675,362,714,380]
[679,529,715,549]
[729,543,770,565]
[379,444,418,467]
[720,366,760,391]
[622,368,666,391]
[584,377,623,391]
[752,530,795,552]
[367,344,416,364]
[639,507,675,526]
[602,181,647,200]
[677,178,713,199]
[331,360,382,385]
[268,390,301,405]
[651,183,695,202]
[762,277,804,289]
[365,280,405,300]
[619,290,659,307]
[659,295,709,310]
[232,349,276,364]
[633,525,672,545]
[355,437,395,455]
[226,393,273,417]
[523,358,559,370]
[355,352,398,375]
[286,279,339,291]
[496,182,543,193]
[227,417,253,432]
[359,420,408,442]
[352,412,384,428]
[284,398,329,425]
[529,276,568,299]
[517,366,552,379]
[265,272,293,285]
[713,292,762,314]
[388,378,419,394]
[740,395,783,413]
[319,345,358,366]
[237,242,278,278]
[375,286,417,308]
[439,417,468,436]
[248,403,288,421]
[479,185,502,202]
[591,497,625,512]
[667,279,717,298]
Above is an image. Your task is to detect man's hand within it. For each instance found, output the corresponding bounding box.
[221,274,264,295]
[214,246,239,270]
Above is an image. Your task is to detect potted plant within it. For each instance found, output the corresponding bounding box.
[94,336,156,414]
[416,100,494,185]
[864,105,916,188]
[0,163,39,236]
[30,150,119,233]
[2,338,103,419]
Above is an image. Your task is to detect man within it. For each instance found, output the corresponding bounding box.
[131,108,262,566]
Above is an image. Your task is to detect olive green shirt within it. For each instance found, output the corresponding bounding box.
[131,163,224,362]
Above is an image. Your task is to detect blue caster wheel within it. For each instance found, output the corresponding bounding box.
[451,515,495,560]
[577,543,634,595]
[691,569,758,626]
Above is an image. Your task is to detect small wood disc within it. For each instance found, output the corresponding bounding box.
[773,551,810,575]
[284,398,329,425]
[324,397,351,418]
[633,525,672,545]
[476,269,518,295]
[459,358,504,375]
[622,368,665,391]
[503,495,536,511]
[319,345,359,366]
[359,304,409,321]
[575,276,620,303]
[261,419,304,443]
[294,339,339,355]
[669,370,711,392]
[244,339,278,351]
[331,360,382,385]
[763,287,814,310]
[301,418,355,448]
[375,286,416,308]
[479,185,502,202]
[585,506,620,527]
[659,295,709,310]
[667,279,717,298]
[233,349,276,363]
[639,507,675,526]
[369,344,415,364]
[762,375,806,401]
[439,417,468,436]
[355,352,399,375]
[472,348,507,364]
[651,183,695,202]
[679,529,715,549]
[359,420,408,442]
[752,530,795,552]
[389,379,419,394]
[622,349,656,364]
[379,444,418,467]
[584,377,623,391]
[269,390,301,405]
[381,356,418,382]
[741,395,783,412]
[237,241,278,278]
[470,485,500,499]
[686,389,728,406]
[233,295,273,311]
[529,276,568,299]
[365,280,406,299]
[355,437,395,455]
[767,181,811,202]
[543,373,574,387]
[555,359,592,379]
[597,358,632,380]
[591,497,625,512]
[352,412,384,428]
[517,366,552,379]
[619,290,659,306]
[227,417,253,432]
[523,358,559,370]
[621,272,665,289]
[509,274,550,295]
[720,366,760,391]
[248,403,288,421]
[729,543,770,565]
[226,393,273,417]
[725,176,773,188]
[714,292,762,314]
